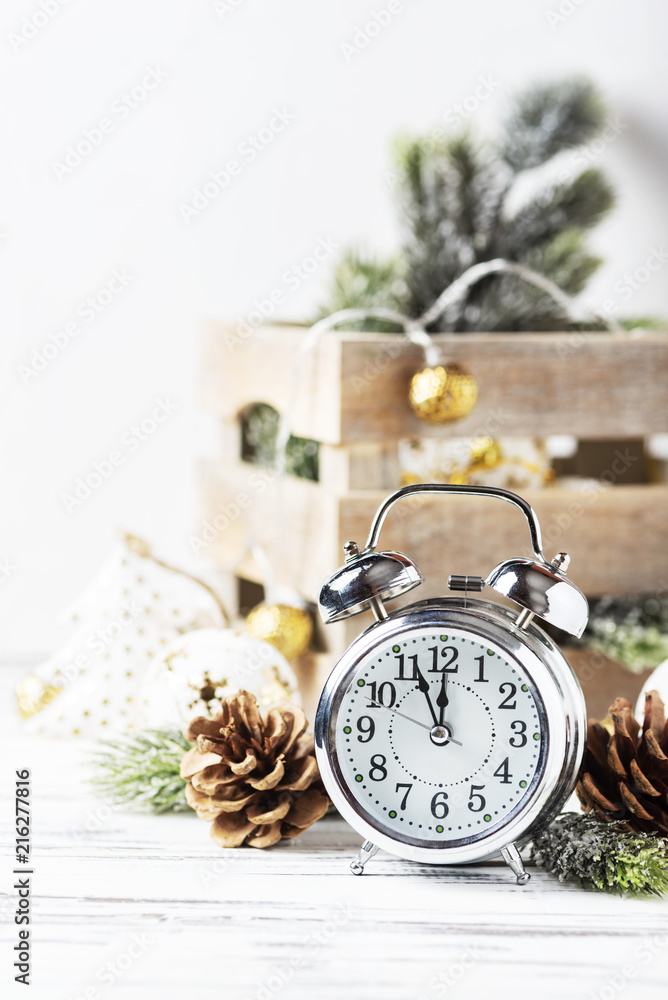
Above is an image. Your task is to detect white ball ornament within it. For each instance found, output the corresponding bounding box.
[140,627,301,730]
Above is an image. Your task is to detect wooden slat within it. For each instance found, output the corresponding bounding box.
[338,484,668,599]
[319,441,400,492]
[200,463,668,605]
[202,324,668,443]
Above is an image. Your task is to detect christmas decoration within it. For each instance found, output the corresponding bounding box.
[408,363,478,423]
[91,729,191,813]
[141,627,301,730]
[531,812,668,897]
[245,602,313,662]
[399,436,551,490]
[180,690,330,848]
[636,659,668,721]
[583,593,668,673]
[323,77,614,332]
[576,693,668,835]
[19,533,228,738]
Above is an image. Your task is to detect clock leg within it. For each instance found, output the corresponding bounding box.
[500,842,531,885]
[350,840,379,875]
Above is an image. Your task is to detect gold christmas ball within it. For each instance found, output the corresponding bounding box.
[16,675,62,719]
[469,436,504,468]
[409,363,478,423]
[246,603,313,662]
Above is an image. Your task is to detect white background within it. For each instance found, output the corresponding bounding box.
[1,0,667,654]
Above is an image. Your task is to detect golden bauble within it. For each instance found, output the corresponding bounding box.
[408,363,478,423]
[469,436,504,468]
[16,675,62,719]
[246,603,313,662]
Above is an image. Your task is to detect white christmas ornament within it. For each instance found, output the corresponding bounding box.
[20,534,227,739]
[634,658,668,723]
[140,627,301,731]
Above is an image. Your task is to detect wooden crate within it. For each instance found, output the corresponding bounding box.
[200,323,668,712]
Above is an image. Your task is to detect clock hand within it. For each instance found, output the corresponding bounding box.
[413,664,440,727]
[436,671,449,726]
[363,696,463,747]
[364,696,430,731]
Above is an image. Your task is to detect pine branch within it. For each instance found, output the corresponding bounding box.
[531,812,668,897]
[501,78,607,173]
[90,729,191,814]
[317,248,405,330]
[532,228,603,296]
[395,137,466,317]
[500,169,615,258]
[318,76,618,332]
[396,134,508,322]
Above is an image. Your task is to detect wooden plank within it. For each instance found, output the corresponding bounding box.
[339,484,668,599]
[200,461,668,601]
[319,441,400,492]
[202,324,668,443]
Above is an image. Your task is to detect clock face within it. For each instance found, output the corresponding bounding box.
[329,625,548,848]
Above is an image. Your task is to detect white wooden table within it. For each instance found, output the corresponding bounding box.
[2,665,667,1000]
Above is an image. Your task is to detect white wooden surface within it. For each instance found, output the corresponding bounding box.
[2,664,668,1000]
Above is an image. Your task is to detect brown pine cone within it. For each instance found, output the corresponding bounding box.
[179,690,330,848]
[576,690,668,835]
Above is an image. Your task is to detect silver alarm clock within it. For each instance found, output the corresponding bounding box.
[314,484,588,884]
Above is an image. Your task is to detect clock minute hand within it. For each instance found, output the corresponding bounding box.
[363,696,463,747]
[436,671,449,726]
[363,696,431,731]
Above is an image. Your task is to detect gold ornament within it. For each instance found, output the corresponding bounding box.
[246,603,313,662]
[469,436,503,467]
[16,675,62,719]
[408,363,478,423]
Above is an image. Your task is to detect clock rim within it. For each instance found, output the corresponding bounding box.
[315,598,586,865]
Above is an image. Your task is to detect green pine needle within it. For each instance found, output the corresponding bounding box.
[90,729,191,814]
[318,76,635,332]
[501,78,607,173]
[531,812,668,897]
[317,248,406,330]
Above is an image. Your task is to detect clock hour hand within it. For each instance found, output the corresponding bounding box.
[414,664,440,727]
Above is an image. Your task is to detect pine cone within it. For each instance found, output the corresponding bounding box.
[179,690,330,848]
[576,691,668,835]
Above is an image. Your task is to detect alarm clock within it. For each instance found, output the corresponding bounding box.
[314,483,587,884]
